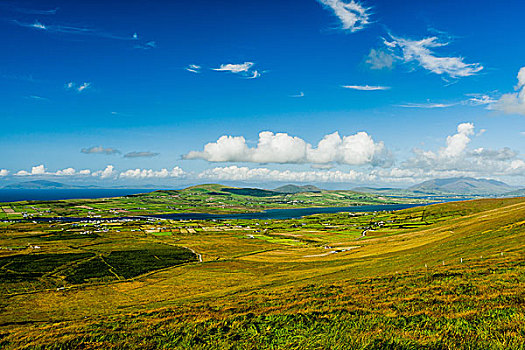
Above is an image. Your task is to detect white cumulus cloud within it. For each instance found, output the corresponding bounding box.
[198,166,373,183]
[0,169,9,177]
[92,165,116,179]
[119,167,185,179]
[184,131,388,166]
[15,164,46,176]
[441,123,474,158]
[491,67,525,115]
[400,122,524,178]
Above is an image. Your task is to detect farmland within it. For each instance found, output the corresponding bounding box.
[0,196,523,349]
[0,184,427,219]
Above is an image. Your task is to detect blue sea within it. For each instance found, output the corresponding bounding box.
[0,189,153,202]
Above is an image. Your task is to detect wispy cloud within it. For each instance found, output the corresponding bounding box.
[124,151,159,158]
[134,41,157,50]
[342,85,390,91]
[366,48,394,70]
[13,20,143,41]
[383,34,483,78]
[27,95,50,101]
[213,62,254,73]
[464,94,496,106]
[185,64,202,73]
[289,92,305,98]
[0,3,58,15]
[212,62,262,79]
[397,102,456,108]
[81,146,121,155]
[65,81,91,93]
[317,0,371,32]
[246,70,261,79]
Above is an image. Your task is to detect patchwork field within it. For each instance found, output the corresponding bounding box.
[0,197,523,349]
[0,184,427,219]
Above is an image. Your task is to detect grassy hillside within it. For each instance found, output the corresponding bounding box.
[0,197,523,348]
[0,184,426,219]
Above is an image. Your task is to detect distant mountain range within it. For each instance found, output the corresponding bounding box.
[2,180,91,190]
[3,178,523,197]
[355,177,519,196]
[408,177,513,195]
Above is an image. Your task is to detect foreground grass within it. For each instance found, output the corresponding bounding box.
[2,257,523,349]
[0,197,523,349]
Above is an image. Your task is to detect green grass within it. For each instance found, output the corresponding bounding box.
[104,246,198,279]
[0,197,523,349]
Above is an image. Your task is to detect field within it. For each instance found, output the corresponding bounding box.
[0,184,427,219]
[0,197,523,349]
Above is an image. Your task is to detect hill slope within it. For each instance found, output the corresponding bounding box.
[274,184,322,194]
[0,197,523,349]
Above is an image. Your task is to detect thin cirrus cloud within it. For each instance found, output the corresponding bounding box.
[397,102,456,108]
[366,48,394,70]
[81,146,121,155]
[27,95,50,101]
[12,20,150,43]
[0,3,58,15]
[342,85,390,91]
[317,0,371,32]
[491,66,525,116]
[183,131,390,166]
[124,151,159,158]
[185,64,202,73]
[382,34,483,78]
[289,92,305,98]
[65,82,91,93]
[212,62,262,79]
[213,62,254,73]
[134,41,157,50]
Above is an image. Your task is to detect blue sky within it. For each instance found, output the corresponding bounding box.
[0,0,524,188]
